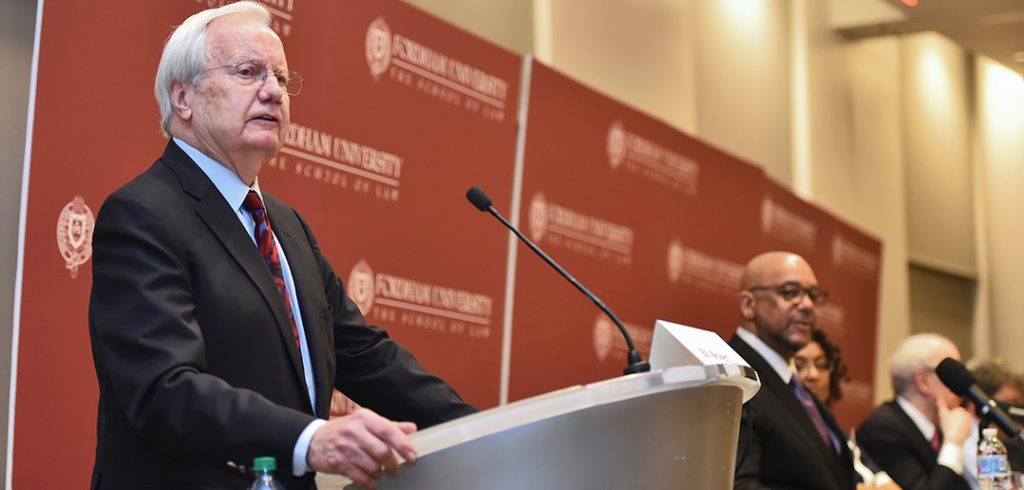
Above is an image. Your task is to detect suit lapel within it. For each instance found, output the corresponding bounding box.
[889,401,939,467]
[732,335,848,484]
[818,394,855,471]
[159,142,310,400]
[265,196,331,416]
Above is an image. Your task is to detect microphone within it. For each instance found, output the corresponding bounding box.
[1005,404,1024,424]
[935,357,1022,439]
[465,186,650,375]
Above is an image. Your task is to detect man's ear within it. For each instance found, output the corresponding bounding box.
[739,291,756,320]
[170,81,193,121]
[912,368,932,395]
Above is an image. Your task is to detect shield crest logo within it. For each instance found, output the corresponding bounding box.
[56,196,95,279]
[365,17,392,79]
[67,212,89,250]
[347,260,376,314]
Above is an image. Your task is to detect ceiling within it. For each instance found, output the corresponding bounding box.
[830,0,1024,76]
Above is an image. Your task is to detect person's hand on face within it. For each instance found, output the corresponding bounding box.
[936,397,972,446]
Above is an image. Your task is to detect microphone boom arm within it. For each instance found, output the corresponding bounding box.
[468,186,650,375]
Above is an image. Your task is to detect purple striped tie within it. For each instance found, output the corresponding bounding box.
[790,377,837,453]
[242,191,301,349]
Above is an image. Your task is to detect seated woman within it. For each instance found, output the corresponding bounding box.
[794,329,902,490]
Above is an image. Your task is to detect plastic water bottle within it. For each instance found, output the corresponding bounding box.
[248,456,286,490]
[978,427,1011,490]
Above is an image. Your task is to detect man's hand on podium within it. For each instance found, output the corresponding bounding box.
[307,408,418,489]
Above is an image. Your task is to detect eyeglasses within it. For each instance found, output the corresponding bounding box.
[747,281,829,306]
[794,357,835,375]
[204,60,303,96]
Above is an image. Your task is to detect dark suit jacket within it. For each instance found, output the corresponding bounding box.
[731,334,856,490]
[1009,435,1024,471]
[88,142,476,489]
[856,400,970,490]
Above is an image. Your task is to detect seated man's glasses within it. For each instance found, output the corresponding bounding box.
[746,281,829,306]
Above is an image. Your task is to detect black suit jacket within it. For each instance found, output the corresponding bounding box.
[88,142,476,489]
[856,400,970,490]
[1008,435,1024,471]
[731,334,856,490]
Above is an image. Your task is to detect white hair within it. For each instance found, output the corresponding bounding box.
[889,333,956,396]
[154,1,272,136]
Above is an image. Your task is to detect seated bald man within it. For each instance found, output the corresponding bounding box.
[730,251,858,490]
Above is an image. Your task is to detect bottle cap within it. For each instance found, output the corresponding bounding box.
[252,456,277,471]
[983,428,998,438]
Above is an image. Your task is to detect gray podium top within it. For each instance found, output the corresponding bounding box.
[323,364,759,490]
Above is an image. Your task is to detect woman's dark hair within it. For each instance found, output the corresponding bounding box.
[812,329,849,405]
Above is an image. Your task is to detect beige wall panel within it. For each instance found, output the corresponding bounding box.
[800,0,854,210]
[976,58,1024,370]
[900,33,976,276]
[907,265,975,357]
[540,0,698,134]
[843,36,910,402]
[404,0,534,55]
[693,0,792,184]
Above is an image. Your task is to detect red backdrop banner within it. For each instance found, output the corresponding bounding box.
[508,61,766,400]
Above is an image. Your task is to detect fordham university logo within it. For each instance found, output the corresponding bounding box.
[528,192,549,243]
[55,195,94,279]
[347,260,376,314]
[593,315,615,362]
[606,121,626,169]
[760,198,774,235]
[667,239,684,284]
[365,17,392,79]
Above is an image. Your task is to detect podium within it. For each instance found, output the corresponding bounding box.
[321,363,759,489]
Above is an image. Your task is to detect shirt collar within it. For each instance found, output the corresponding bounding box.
[896,395,936,441]
[172,137,262,210]
[735,327,793,384]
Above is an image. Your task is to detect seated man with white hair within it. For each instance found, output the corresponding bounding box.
[857,333,973,490]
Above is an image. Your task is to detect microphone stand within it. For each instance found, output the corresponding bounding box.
[467,186,650,375]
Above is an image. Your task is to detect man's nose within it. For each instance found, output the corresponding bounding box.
[257,75,284,101]
[797,291,815,310]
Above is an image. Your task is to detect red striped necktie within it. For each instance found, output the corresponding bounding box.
[242,190,301,349]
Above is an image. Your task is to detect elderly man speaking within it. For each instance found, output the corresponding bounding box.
[88,3,474,489]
